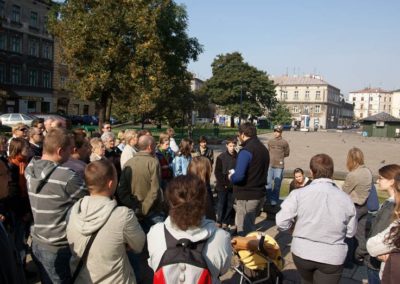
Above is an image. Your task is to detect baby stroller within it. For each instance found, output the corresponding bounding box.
[231,231,284,284]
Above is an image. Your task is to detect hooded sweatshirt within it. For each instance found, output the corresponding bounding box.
[25,158,87,250]
[147,217,232,284]
[67,196,145,284]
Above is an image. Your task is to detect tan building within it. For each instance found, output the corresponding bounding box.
[272,75,346,129]
[390,89,400,118]
[349,87,392,120]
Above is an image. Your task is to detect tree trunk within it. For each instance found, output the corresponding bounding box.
[97,94,108,132]
[230,116,235,128]
[106,97,112,122]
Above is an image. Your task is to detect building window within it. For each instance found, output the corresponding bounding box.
[43,43,53,60]
[11,65,22,84]
[10,35,22,53]
[29,69,38,86]
[60,76,67,89]
[315,105,321,113]
[352,97,356,102]
[0,1,5,18]
[283,91,288,100]
[43,71,52,88]
[305,91,310,100]
[294,91,299,100]
[360,104,364,110]
[383,105,386,110]
[370,97,373,101]
[315,91,320,100]
[304,105,309,114]
[30,11,38,27]
[29,39,39,57]
[11,5,21,23]
[41,102,50,113]
[0,33,6,50]
[0,64,5,83]
[292,105,299,113]
[83,105,89,115]
[27,101,36,113]
[389,97,391,102]
[361,97,364,101]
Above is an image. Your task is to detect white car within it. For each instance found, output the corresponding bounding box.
[0,113,37,127]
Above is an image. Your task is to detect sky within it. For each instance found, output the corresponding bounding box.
[175,0,400,95]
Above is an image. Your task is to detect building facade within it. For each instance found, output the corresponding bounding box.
[390,89,400,119]
[348,87,392,120]
[272,75,347,129]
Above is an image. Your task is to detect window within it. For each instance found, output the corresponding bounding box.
[315,105,321,113]
[0,33,6,50]
[11,5,21,23]
[292,105,299,113]
[41,102,50,113]
[305,91,310,100]
[304,105,309,114]
[29,39,39,57]
[294,91,299,100]
[11,65,22,84]
[383,105,386,110]
[361,97,364,101]
[0,1,5,18]
[83,105,89,115]
[10,35,21,53]
[360,104,364,110]
[43,71,52,88]
[30,11,38,27]
[389,97,391,102]
[0,64,5,83]
[43,43,53,60]
[60,76,67,89]
[29,69,38,86]
[370,97,373,102]
[283,91,288,100]
[315,91,321,100]
[352,97,356,102]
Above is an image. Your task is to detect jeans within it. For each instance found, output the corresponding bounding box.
[292,253,343,284]
[216,190,235,225]
[235,198,265,236]
[32,241,71,284]
[367,267,381,284]
[266,167,284,203]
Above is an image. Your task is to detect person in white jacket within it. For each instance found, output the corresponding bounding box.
[67,159,145,284]
[147,175,232,283]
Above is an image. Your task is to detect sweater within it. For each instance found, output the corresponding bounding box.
[67,196,145,284]
[267,136,289,168]
[342,165,372,205]
[231,137,269,200]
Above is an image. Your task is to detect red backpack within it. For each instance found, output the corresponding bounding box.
[153,226,212,284]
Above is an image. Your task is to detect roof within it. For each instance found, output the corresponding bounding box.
[350,87,391,94]
[272,75,329,86]
[360,112,400,123]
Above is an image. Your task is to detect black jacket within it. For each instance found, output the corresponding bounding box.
[214,150,237,191]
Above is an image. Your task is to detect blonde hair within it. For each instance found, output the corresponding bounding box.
[188,156,211,184]
[346,147,365,172]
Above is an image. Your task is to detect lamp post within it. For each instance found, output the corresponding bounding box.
[239,85,243,126]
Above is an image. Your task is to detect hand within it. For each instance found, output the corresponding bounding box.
[0,214,5,222]
[377,254,389,262]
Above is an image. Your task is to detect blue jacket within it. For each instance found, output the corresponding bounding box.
[172,155,192,177]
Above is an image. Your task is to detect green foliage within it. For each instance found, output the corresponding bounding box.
[269,103,292,125]
[48,0,202,127]
[202,52,277,125]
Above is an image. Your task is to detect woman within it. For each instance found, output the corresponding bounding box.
[155,133,174,190]
[365,164,400,284]
[7,138,32,274]
[342,147,372,263]
[172,138,193,177]
[147,175,232,284]
[188,156,217,221]
[89,138,106,162]
[289,168,312,192]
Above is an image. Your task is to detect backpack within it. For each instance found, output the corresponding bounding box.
[153,226,212,284]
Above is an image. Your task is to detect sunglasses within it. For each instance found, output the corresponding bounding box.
[19,128,28,131]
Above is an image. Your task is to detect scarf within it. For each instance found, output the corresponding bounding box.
[9,155,28,197]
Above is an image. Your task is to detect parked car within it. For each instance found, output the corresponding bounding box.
[0,113,37,127]
[81,115,99,125]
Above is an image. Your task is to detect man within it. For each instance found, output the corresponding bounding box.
[25,128,87,283]
[276,154,357,284]
[28,127,43,158]
[229,122,269,236]
[0,159,25,284]
[266,124,290,206]
[117,135,164,233]
[215,137,237,229]
[63,131,91,180]
[67,160,145,283]
[101,122,112,134]
[7,123,29,155]
[120,129,138,169]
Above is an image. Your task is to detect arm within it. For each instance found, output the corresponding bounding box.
[65,172,88,201]
[124,209,145,253]
[346,205,358,238]
[284,142,290,157]
[115,166,143,216]
[275,193,298,231]
[214,155,227,189]
[230,150,252,184]
[142,160,161,215]
[341,172,357,195]
[367,223,395,257]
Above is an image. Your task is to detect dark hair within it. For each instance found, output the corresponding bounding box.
[179,138,193,158]
[72,132,88,149]
[166,175,206,230]
[225,137,237,145]
[84,159,116,193]
[293,168,304,175]
[198,136,207,143]
[8,138,29,159]
[238,122,257,137]
[310,154,334,179]
[31,118,44,128]
[43,128,72,155]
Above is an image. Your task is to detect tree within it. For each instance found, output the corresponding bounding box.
[268,103,292,125]
[202,52,276,127]
[48,0,202,129]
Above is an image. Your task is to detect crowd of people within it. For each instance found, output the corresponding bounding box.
[0,119,399,284]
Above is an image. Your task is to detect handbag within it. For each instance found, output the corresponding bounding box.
[367,183,379,212]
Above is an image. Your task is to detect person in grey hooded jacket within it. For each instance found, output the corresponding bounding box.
[67,159,145,284]
[147,175,231,284]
